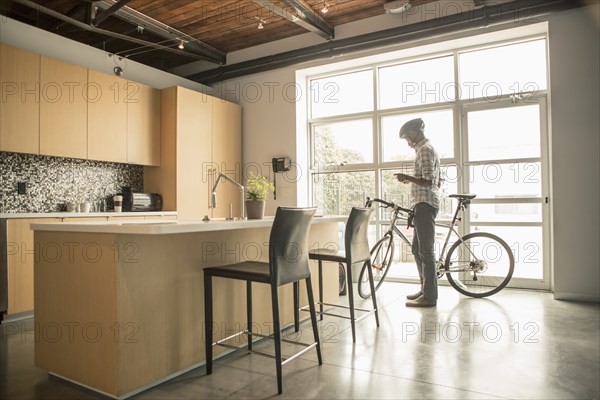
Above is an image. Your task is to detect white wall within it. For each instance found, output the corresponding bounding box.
[547,4,600,302]
[216,69,302,216]
[225,5,599,301]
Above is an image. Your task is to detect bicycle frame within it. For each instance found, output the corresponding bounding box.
[371,198,479,275]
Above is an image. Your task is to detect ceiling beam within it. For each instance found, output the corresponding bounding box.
[41,2,89,31]
[253,0,333,40]
[91,0,133,27]
[93,0,226,64]
[279,0,334,39]
[11,0,222,64]
[191,0,579,84]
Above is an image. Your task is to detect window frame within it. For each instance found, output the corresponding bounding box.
[306,35,551,290]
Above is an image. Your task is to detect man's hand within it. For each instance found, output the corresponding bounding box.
[395,173,410,184]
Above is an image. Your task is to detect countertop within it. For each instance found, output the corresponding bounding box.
[30,215,346,235]
[0,211,177,219]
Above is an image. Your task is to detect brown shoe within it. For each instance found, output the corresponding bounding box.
[406,295,436,307]
[406,291,423,300]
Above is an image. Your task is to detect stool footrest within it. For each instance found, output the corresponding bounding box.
[299,303,377,323]
[300,302,376,315]
[214,329,319,364]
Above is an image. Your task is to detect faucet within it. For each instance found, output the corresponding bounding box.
[211,172,246,220]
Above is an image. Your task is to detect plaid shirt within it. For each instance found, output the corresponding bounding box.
[410,138,440,209]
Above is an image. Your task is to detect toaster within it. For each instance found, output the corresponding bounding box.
[122,193,162,212]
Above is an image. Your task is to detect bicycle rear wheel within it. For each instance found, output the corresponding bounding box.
[358,234,394,299]
[445,232,514,298]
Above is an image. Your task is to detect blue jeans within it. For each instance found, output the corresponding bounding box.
[411,202,438,302]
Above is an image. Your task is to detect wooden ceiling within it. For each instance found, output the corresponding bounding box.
[0,1,439,74]
[0,0,583,84]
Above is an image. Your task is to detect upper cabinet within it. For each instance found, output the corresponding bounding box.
[144,87,242,219]
[40,56,88,159]
[87,70,127,163]
[145,86,212,218]
[0,44,40,154]
[176,87,213,219]
[127,82,160,166]
[212,98,242,218]
[0,44,161,166]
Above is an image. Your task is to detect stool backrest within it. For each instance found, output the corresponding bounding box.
[344,207,373,265]
[269,207,316,286]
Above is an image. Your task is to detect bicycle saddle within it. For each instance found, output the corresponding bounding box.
[449,194,477,200]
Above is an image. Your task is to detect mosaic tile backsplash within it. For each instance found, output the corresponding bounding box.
[0,152,143,213]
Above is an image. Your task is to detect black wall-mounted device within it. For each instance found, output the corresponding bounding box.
[272,157,290,173]
[271,157,291,200]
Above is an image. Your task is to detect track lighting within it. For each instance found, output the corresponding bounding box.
[255,16,266,30]
[321,2,329,14]
[178,40,185,49]
[384,0,413,14]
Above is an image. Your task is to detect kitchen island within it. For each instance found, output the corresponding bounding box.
[31,216,344,399]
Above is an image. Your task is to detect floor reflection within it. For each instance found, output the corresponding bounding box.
[1,283,598,399]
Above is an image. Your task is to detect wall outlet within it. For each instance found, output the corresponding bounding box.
[17,182,27,195]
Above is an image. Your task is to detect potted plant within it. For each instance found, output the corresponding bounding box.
[245,172,274,219]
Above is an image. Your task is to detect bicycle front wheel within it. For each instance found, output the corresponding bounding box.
[445,232,514,298]
[358,234,394,299]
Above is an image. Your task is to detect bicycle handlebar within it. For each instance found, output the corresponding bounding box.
[365,197,413,214]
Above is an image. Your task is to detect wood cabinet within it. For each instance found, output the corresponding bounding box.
[87,70,127,163]
[32,221,338,397]
[212,98,242,219]
[107,216,146,222]
[61,217,108,223]
[0,44,40,154]
[144,215,176,220]
[145,87,212,219]
[144,87,241,219]
[2,45,161,166]
[5,218,61,315]
[127,82,161,166]
[40,56,88,159]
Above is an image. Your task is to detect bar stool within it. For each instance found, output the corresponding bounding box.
[203,207,322,395]
[295,207,378,343]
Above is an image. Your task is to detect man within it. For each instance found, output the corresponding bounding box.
[396,118,440,307]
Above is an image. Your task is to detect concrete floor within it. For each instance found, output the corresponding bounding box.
[1,282,599,399]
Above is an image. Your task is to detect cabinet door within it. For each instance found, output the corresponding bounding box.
[0,44,40,154]
[127,82,160,166]
[61,217,108,222]
[176,87,213,219]
[6,218,61,315]
[212,99,242,218]
[40,56,88,159]
[87,70,127,162]
[107,216,146,222]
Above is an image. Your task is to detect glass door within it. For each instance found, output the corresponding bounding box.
[462,97,550,290]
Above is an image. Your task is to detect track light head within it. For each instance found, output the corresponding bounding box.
[384,0,413,14]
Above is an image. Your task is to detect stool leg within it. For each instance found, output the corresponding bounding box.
[204,273,213,375]
[270,283,283,394]
[247,280,253,350]
[293,281,299,332]
[318,260,324,321]
[345,262,356,343]
[305,276,322,365]
[366,260,380,327]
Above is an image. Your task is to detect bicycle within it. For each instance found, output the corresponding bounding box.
[357,194,515,299]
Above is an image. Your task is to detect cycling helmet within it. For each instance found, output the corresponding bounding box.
[399,118,425,139]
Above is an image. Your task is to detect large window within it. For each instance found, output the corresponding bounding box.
[308,38,550,289]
